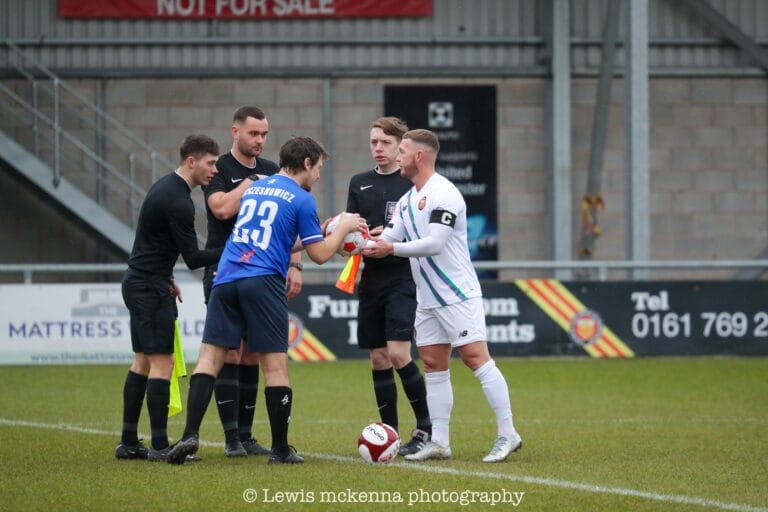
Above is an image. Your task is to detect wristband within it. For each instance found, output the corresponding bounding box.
[289,262,303,271]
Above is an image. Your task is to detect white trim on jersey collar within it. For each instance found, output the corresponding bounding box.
[230,150,258,169]
[374,165,401,176]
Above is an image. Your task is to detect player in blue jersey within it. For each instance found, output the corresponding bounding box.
[167,136,367,465]
[203,106,302,458]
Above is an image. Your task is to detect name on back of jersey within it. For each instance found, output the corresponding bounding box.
[244,185,295,203]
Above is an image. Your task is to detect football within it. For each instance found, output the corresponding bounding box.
[324,213,369,257]
[357,422,400,464]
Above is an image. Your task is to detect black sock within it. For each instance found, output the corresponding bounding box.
[214,363,240,443]
[397,361,432,436]
[182,373,216,439]
[238,364,259,442]
[372,368,398,432]
[120,371,147,445]
[146,378,170,450]
[265,386,292,452]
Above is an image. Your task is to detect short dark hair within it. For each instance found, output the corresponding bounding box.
[403,129,440,154]
[179,134,219,162]
[279,136,329,173]
[370,117,409,140]
[233,106,266,123]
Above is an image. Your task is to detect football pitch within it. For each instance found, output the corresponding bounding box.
[0,357,766,511]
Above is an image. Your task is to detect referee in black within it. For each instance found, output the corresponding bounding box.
[116,134,223,461]
[202,106,303,457]
[345,117,432,455]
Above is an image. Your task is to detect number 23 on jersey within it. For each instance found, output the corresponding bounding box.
[231,198,278,249]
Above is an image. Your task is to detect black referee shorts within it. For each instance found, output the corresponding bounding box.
[121,269,177,355]
[357,269,416,350]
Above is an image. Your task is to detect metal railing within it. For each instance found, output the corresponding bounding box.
[0,260,766,284]
[0,40,207,243]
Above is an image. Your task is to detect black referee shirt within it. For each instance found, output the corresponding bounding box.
[127,172,222,278]
[203,152,279,250]
[346,168,413,270]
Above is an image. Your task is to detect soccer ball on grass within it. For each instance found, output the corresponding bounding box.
[357,422,400,464]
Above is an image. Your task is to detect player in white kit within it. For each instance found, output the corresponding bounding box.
[363,129,522,462]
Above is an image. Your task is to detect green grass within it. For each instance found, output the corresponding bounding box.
[0,358,766,511]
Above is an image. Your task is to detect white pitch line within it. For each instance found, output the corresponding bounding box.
[0,417,765,512]
[77,416,768,427]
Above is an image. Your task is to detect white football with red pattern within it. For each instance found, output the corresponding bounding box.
[357,422,400,464]
[324,213,369,257]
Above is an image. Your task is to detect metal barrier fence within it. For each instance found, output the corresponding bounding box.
[0,41,206,245]
[1,260,766,284]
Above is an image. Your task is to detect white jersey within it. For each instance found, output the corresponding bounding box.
[388,173,482,309]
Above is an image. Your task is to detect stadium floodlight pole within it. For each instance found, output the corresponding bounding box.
[624,0,651,280]
[549,0,572,280]
[53,77,60,188]
[322,78,336,283]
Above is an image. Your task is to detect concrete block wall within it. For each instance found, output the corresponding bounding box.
[2,75,766,281]
[0,163,123,282]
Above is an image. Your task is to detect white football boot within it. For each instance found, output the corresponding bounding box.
[404,441,452,461]
[482,434,523,463]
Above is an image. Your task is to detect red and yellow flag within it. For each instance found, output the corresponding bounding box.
[335,254,362,294]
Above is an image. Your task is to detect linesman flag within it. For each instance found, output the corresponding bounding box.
[335,254,362,294]
[168,320,187,417]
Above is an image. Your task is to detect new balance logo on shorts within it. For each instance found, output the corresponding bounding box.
[459,330,468,337]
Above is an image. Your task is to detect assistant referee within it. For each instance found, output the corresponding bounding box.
[116,134,223,462]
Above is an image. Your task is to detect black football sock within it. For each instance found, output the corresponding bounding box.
[214,363,240,444]
[265,386,292,452]
[238,364,259,442]
[182,373,216,439]
[146,378,170,450]
[397,361,432,436]
[372,367,398,432]
[120,371,147,445]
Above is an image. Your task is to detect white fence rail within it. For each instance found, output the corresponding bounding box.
[1,260,767,284]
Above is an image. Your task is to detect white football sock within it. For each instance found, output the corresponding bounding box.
[473,359,517,440]
[425,369,453,448]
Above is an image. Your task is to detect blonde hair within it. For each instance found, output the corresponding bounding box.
[403,129,440,153]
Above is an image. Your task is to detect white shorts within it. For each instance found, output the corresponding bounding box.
[414,297,487,348]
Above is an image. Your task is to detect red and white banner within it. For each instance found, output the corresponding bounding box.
[59,0,432,19]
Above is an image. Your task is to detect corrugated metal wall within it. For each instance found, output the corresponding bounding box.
[1,0,767,76]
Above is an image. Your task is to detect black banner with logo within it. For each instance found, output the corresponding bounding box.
[383,86,498,274]
[288,282,768,359]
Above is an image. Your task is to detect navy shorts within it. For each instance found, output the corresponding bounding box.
[202,265,216,304]
[357,269,416,349]
[203,274,288,353]
[121,269,177,355]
